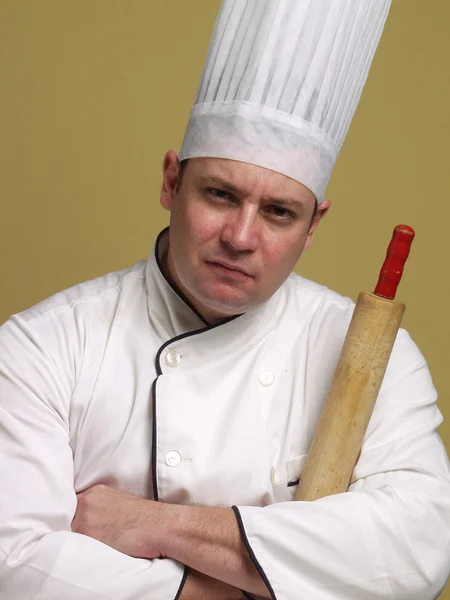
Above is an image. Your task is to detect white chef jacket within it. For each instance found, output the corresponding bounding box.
[0,228,449,600]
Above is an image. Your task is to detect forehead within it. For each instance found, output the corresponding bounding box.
[187,157,315,203]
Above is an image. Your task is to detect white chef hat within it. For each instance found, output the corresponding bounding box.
[179,0,391,202]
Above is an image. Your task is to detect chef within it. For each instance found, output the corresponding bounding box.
[1,1,449,599]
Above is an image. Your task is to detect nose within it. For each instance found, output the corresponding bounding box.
[220,205,259,253]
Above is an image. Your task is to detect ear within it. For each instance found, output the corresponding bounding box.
[304,199,331,251]
[160,150,181,211]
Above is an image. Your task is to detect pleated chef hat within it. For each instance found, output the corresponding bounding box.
[179,0,391,202]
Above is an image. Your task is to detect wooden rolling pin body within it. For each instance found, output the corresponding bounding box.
[295,291,404,501]
[295,225,415,502]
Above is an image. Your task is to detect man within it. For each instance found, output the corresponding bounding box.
[1,1,449,599]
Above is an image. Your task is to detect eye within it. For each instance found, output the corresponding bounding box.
[265,205,296,221]
[207,188,234,202]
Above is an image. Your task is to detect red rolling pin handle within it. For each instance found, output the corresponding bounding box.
[374,225,415,300]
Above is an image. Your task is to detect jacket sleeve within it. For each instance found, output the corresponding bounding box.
[234,330,450,599]
[0,316,186,600]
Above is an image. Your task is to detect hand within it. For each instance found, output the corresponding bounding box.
[179,570,245,600]
[73,485,270,598]
[72,484,168,559]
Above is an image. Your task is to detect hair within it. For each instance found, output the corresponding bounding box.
[177,158,318,224]
[177,159,190,189]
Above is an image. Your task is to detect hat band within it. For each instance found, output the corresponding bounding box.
[179,101,338,202]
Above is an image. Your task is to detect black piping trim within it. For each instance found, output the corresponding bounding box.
[152,319,239,498]
[231,506,277,600]
[154,227,209,326]
[154,315,239,375]
[151,378,159,502]
[151,297,239,500]
[173,565,189,600]
[287,478,300,487]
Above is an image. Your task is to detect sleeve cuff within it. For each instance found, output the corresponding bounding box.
[173,565,189,599]
[231,506,277,600]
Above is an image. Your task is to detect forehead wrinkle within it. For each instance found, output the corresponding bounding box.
[261,195,306,210]
[197,174,242,195]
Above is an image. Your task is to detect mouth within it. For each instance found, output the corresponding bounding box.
[206,260,253,279]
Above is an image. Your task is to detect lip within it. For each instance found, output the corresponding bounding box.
[206,260,253,278]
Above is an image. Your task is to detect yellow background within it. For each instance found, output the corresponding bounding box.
[1,0,449,594]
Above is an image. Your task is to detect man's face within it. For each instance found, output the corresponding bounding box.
[160,151,329,323]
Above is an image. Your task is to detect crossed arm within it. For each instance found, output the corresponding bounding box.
[72,484,270,599]
[2,319,450,598]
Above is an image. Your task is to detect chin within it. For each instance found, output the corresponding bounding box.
[195,289,244,314]
[204,293,259,318]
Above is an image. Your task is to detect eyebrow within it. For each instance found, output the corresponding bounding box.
[197,174,306,211]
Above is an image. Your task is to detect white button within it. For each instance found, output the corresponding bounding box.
[258,370,275,386]
[165,350,181,368]
[270,467,278,485]
[165,450,182,467]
